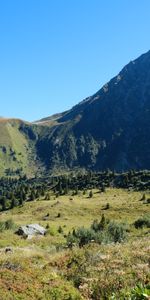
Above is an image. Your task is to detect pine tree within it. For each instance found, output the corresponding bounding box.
[89,190,93,198]
[99,214,106,230]
[10,195,16,209]
[1,196,6,211]
[19,192,24,206]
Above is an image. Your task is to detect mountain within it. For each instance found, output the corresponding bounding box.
[0,50,150,175]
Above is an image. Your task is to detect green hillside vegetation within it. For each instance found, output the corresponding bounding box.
[0,170,149,211]
[0,173,149,299]
[0,119,41,176]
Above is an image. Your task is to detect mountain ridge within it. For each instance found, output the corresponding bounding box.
[0,50,150,175]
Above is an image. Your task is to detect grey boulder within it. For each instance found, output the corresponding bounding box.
[16,224,46,239]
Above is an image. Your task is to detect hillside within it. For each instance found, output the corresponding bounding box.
[36,50,150,173]
[0,50,150,175]
[0,119,40,176]
[0,178,149,299]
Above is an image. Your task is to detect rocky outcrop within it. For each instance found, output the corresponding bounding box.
[16,224,46,239]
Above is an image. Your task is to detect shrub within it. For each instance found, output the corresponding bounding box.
[46,226,57,236]
[58,226,63,234]
[0,222,6,232]
[5,219,15,230]
[66,250,87,287]
[91,219,100,232]
[107,221,127,243]
[134,215,150,229]
[130,283,150,299]
[67,218,127,247]
[77,228,96,247]
[89,190,93,198]
[45,193,50,200]
[67,232,77,248]
[57,212,61,218]
[0,219,15,232]
[99,214,106,230]
[91,214,107,232]
[83,189,86,195]
[140,194,146,201]
[101,185,106,192]
[67,227,96,248]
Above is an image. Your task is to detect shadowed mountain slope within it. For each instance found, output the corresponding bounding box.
[36,50,150,172]
[0,50,150,175]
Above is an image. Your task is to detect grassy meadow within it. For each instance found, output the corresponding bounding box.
[0,187,149,299]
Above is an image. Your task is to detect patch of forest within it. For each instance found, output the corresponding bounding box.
[0,170,149,211]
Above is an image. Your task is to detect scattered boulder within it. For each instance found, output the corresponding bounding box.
[16,224,47,239]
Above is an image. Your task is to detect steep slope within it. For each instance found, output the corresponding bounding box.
[0,50,150,175]
[0,119,40,176]
[36,50,150,172]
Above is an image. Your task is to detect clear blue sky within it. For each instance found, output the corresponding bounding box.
[0,0,150,121]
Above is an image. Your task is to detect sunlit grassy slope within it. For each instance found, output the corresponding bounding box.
[0,119,38,176]
[0,188,149,299]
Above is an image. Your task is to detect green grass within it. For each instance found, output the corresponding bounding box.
[0,119,38,176]
[0,188,149,247]
[0,188,149,299]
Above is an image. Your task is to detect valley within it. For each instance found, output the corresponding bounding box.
[0,50,150,299]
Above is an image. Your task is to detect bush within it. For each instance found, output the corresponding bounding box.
[77,228,96,247]
[46,226,57,236]
[45,277,83,299]
[107,221,127,243]
[66,250,87,287]
[89,190,93,198]
[5,219,15,230]
[140,194,146,201]
[101,185,106,192]
[67,218,127,247]
[0,222,6,232]
[130,283,150,299]
[67,227,97,248]
[0,219,15,232]
[96,283,150,299]
[91,219,100,232]
[134,215,150,229]
[91,214,106,232]
[57,212,61,218]
[58,226,63,234]
[67,232,77,248]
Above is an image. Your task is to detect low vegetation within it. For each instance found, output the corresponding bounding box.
[0,172,149,299]
[67,215,128,248]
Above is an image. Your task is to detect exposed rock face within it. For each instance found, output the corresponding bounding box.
[16,224,46,239]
